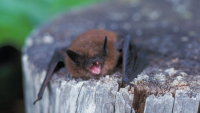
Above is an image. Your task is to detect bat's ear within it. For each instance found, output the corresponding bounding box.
[101,36,108,57]
[66,49,82,65]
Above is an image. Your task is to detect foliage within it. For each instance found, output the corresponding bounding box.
[0,0,103,50]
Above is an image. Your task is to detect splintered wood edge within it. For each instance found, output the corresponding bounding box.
[48,70,135,113]
[132,68,200,113]
[23,54,200,113]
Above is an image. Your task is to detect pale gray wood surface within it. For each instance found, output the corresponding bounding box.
[173,90,200,113]
[144,94,174,113]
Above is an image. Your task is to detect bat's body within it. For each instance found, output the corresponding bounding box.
[33,29,149,104]
[66,30,120,79]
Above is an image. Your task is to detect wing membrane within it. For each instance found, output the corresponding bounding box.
[33,48,66,105]
[122,36,149,86]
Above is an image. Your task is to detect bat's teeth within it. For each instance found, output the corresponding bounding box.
[96,61,100,65]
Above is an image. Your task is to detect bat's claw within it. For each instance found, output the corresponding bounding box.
[129,83,135,87]
[122,79,135,87]
[33,97,42,105]
[126,82,135,87]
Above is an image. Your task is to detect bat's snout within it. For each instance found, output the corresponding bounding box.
[88,61,101,75]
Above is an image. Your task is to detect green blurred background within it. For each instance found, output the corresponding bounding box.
[0,0,103,112]
[0,0,104,49]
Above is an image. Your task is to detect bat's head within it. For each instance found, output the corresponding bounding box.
[66,36,108,79]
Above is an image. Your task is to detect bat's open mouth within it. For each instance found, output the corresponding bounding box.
[88,61,101,75]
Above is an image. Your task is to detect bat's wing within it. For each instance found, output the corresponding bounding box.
[33,48,66,105]
[121,36,149,86]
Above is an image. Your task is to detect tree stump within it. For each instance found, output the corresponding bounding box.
[22,0,200,113]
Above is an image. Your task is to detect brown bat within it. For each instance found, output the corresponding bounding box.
[33,29,148,104]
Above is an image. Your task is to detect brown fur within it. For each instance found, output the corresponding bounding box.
[65,29,120,78]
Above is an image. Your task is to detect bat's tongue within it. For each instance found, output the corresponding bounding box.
[89,61,101,75]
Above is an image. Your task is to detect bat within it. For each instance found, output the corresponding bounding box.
[33,29,149,105]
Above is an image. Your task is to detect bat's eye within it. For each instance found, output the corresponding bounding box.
[76,62,80,65]
[87,61,101,75]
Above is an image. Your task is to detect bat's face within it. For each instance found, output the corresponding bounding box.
[66,36,108,79]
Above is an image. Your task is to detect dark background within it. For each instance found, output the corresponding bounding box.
[0,0,104,112]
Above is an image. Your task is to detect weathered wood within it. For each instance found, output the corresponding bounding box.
[48,73,121,113]
[144,93,174,113]
[22,0,200,112]
[173,90,200,113]
[133,68,200,113]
